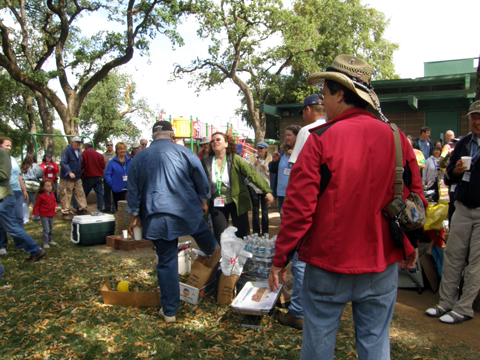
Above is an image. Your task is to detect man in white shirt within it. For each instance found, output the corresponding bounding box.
[289,94,326,165]
[278,94,325,330]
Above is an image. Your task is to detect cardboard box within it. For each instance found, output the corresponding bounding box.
[180,281,216,305]
[231,281,282,315]
[277,268,293,308]
[100,279,161,307]
[186,247,222,289]
[420,242,441,293]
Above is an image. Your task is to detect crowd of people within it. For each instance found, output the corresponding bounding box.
[1,53,479,359]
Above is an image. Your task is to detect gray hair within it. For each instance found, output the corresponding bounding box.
[140,139,148,144]
[153,130,174,140]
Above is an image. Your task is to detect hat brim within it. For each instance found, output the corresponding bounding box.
[467,109,480,117]
[199,141,210,145]
[307,72,379,110]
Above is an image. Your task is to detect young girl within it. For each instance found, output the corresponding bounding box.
[31,179,58,249]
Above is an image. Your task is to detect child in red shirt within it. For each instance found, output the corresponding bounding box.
[31,179,58,249]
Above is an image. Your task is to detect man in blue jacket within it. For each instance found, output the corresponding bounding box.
[126,121,218,324]
[59,137,88,220]
[426,100,480,324]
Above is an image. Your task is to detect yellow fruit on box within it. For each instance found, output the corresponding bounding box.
[117,281,131,292]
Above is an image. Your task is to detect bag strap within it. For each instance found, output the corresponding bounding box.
[391,123,404,200]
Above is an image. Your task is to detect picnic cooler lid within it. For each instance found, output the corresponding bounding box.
[72,214,115,224]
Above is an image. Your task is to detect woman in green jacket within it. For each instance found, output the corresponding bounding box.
[201,132,274,242]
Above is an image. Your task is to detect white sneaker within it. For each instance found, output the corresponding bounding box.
[48,241,58,246]
[0,248,6,256]
[159,308,176,323]
[43,243,50,249]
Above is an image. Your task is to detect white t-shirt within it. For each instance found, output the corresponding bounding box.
[289,118,326,165]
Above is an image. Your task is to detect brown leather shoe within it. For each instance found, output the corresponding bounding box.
[26,249,46,263]
[77,209,88,215]
[62,214,74,221]
[278,311,303,330]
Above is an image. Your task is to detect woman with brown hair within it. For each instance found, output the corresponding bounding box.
[105,142,132,210]
[201,132,274,242]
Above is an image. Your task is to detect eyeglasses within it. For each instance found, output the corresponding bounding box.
[211,138,222,143]
[107,144,113,146]
[141,143,147,147]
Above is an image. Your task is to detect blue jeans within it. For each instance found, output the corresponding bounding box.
[103,178,115,212]
[0,191,26,250]
[301,263,398,360]
[0,195,41,255]
[150,219,218,317]
[289,252,306,318]
[40,217,54,245]
[82,177,103,212]
[278,196,285,218]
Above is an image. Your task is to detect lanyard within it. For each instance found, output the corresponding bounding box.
[214,156,226,195]
[120,161,127,175]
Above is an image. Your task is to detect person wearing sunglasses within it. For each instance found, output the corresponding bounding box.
[201,132,274,242]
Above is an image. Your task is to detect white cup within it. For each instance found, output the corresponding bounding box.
[133,226,142,241]
[122,230,128,239]
[461,156,472,170]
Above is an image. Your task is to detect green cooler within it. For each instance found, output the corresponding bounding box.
[70,214,116,246]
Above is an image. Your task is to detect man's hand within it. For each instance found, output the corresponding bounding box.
[23,189,28,202]
[201,200,209,216]
[69,173,75,179]
[128,215,142,238]
[265,193,274,205]
[272,152,280,162]
[268,264,288,291]
[400,248,418,270]
[452,159,467,177]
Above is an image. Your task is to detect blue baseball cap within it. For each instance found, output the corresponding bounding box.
[297,94,322,114]
[236,144,243,154]
[256,142,268,149]
[44,153,52,158]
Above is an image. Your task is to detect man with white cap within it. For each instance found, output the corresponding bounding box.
[126,121,218,324]
[268,55,425,359]
[426,100,480,325]
[130,143,141,159]
[59,136,88,220]
[197,137,210,160]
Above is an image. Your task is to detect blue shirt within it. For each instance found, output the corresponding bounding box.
[419,139,430,160]
[126,139,211,241]
[9,157,22,192]
[276,155,291,197]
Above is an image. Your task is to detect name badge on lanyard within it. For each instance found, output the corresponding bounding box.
[214,198,225,207]
[283,168,291,176]
[123,175,128,181]
[48,174,53,178]
[462,172,471,182]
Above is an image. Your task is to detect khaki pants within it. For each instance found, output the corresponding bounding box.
[59,179,87,215]
[439,201,480,317]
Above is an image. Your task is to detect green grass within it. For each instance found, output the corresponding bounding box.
[0,219,479,359]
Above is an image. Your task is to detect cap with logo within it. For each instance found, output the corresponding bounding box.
[467,100,480,117]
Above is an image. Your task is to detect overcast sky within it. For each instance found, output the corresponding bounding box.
[56,0,479,140]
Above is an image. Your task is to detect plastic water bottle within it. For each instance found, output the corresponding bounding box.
[258,237,266,256]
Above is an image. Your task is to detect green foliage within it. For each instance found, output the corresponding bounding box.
[79,70,154,148]
[175,0,399,141]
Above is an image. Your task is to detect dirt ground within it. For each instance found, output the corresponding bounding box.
[79,203,479,351]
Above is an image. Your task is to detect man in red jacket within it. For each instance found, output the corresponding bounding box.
[81,143,106,213]
[268,55,426,360]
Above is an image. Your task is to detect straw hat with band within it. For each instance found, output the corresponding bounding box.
[306,54,389,123]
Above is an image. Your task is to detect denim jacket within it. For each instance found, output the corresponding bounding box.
[126,139,211,241]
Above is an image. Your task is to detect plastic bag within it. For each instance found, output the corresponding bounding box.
[23,203,30,224]
[220,227,251,276]
[424,203,448,231]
